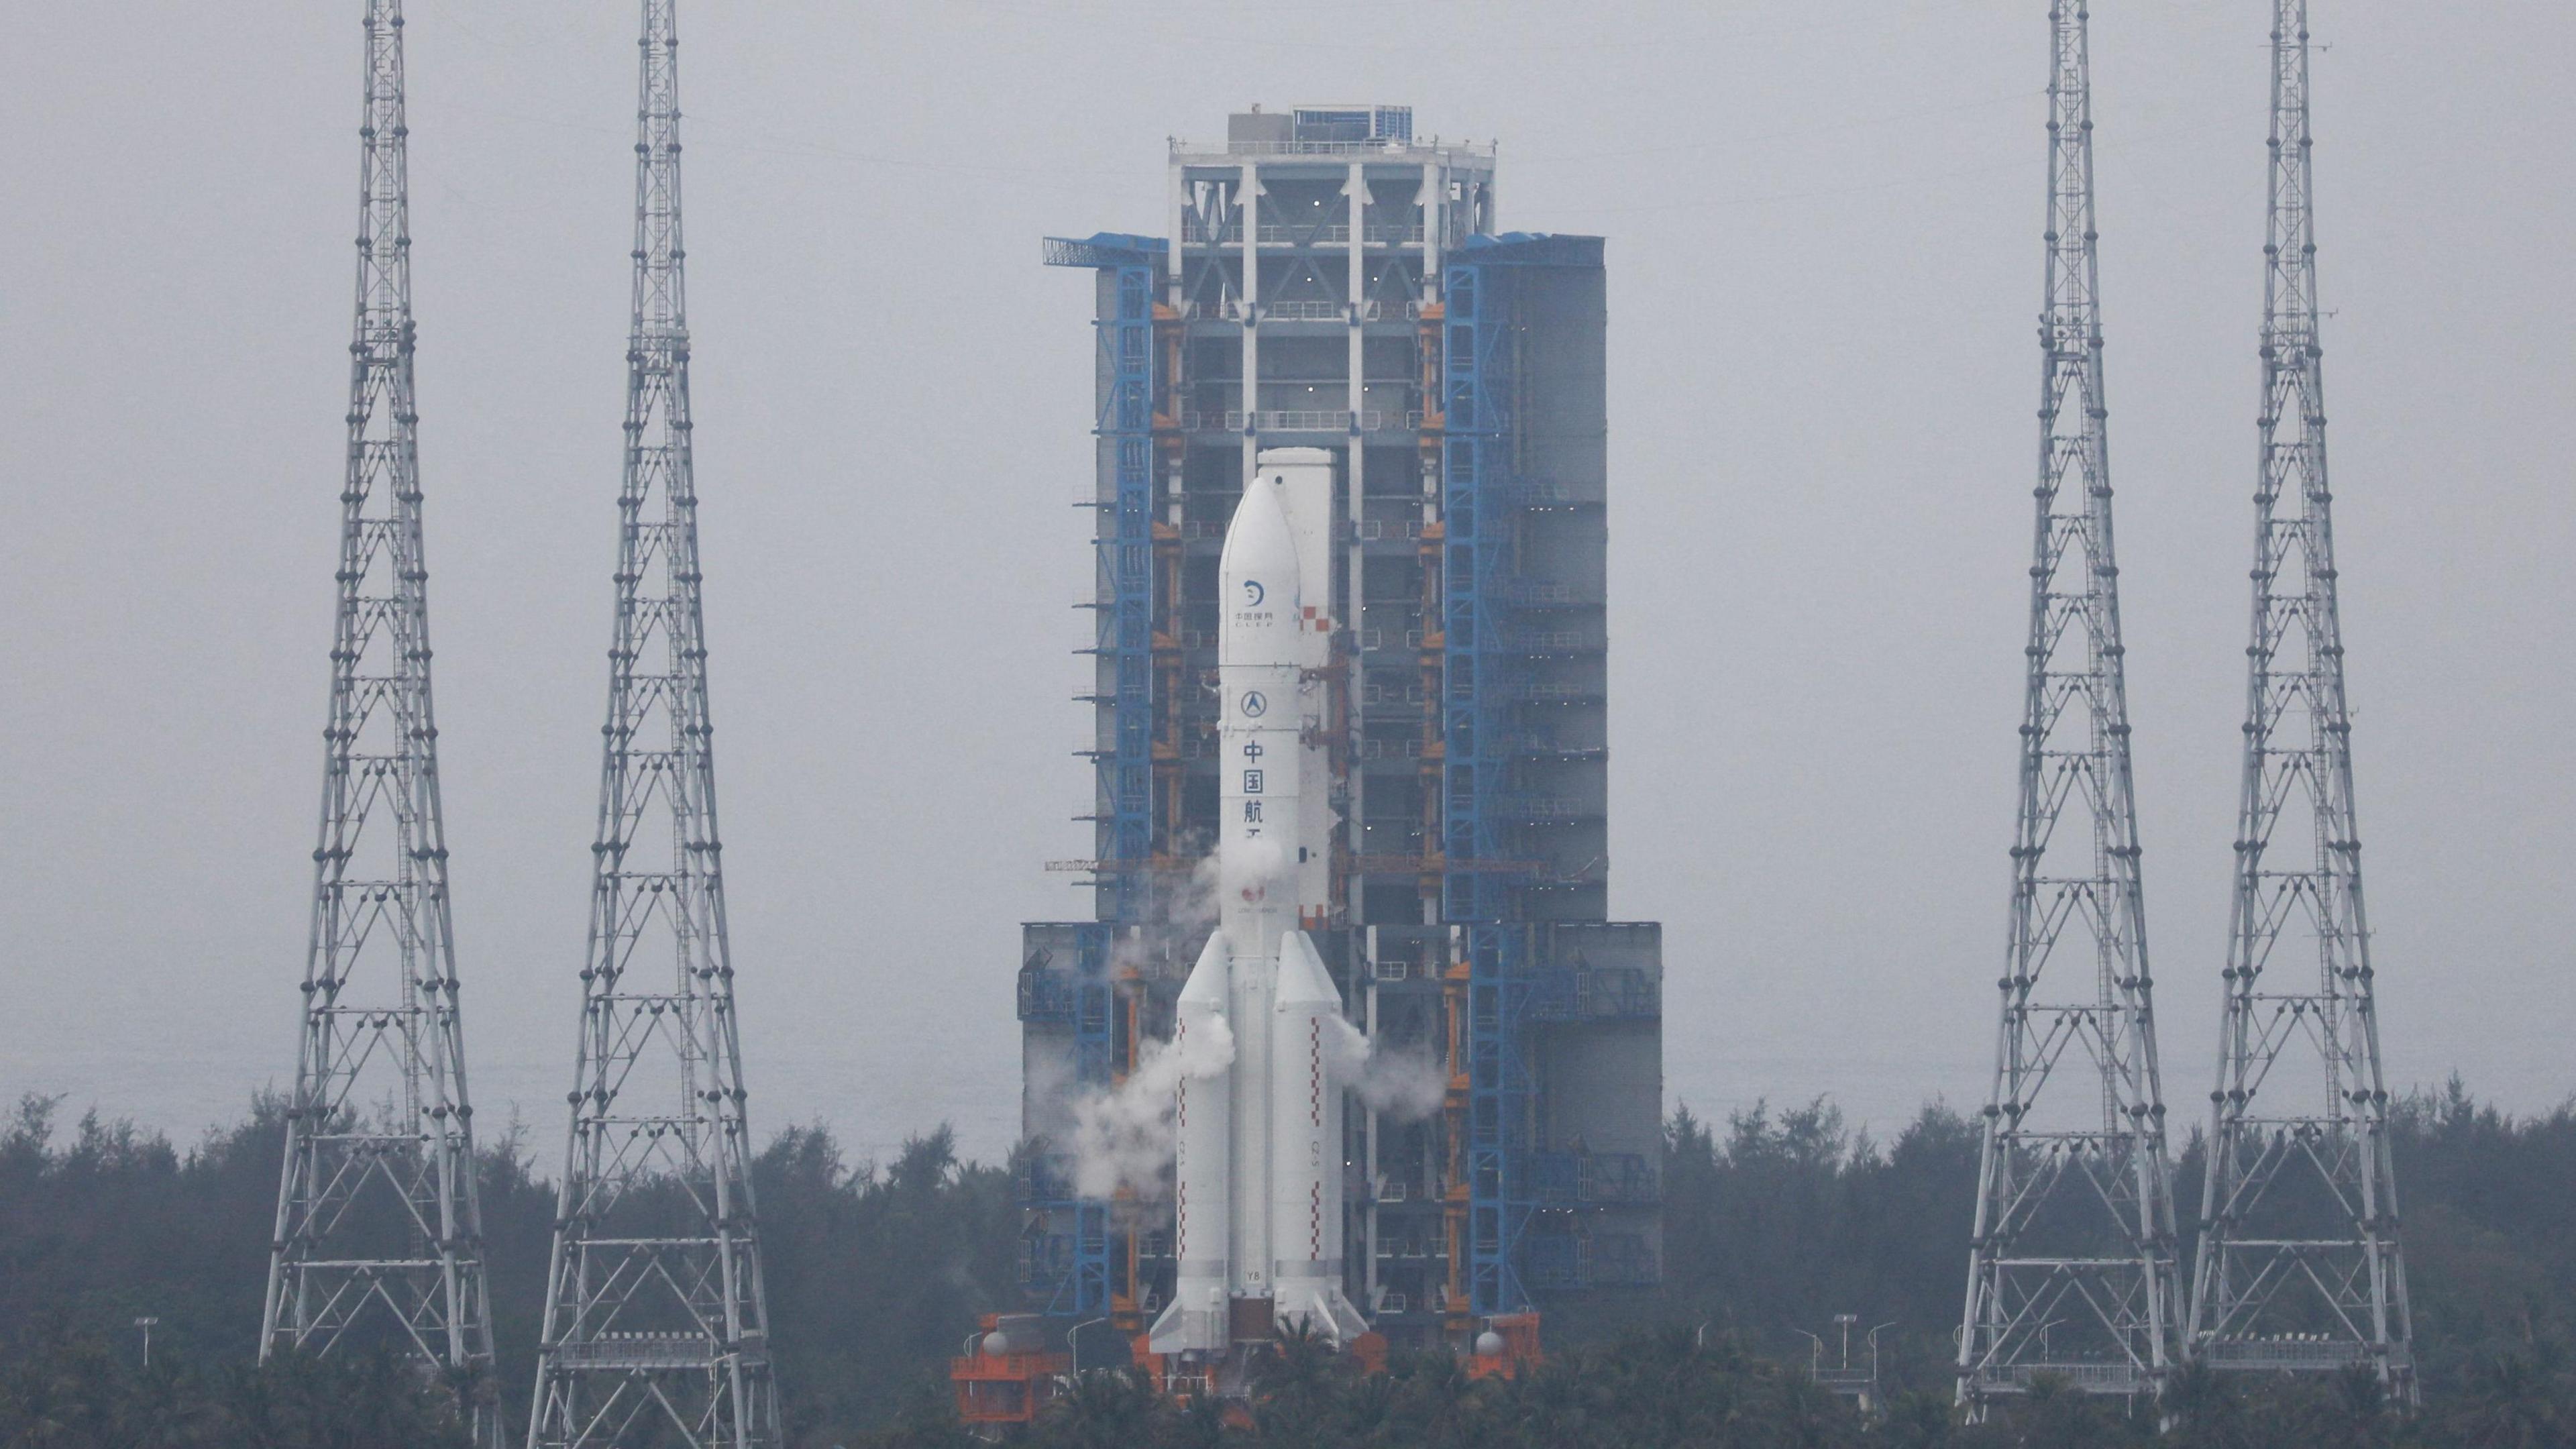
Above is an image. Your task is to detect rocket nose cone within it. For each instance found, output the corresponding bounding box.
[1219,481,1301,621]
[1274,931,1340,1007]
[1179,930,1230,1007]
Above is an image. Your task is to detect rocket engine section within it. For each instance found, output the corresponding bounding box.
[1151,449,1370,1361]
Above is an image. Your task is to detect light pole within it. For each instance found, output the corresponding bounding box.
[1862,1320,1896,1417]
[133,1317,159,1368]
[1069,1316,1109,1377]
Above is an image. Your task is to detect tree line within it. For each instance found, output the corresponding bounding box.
[2,1083,2570,1446]
[856,1328,2573,1449]
[1657,1081,2576,1399]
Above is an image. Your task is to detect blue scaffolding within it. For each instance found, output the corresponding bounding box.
[1040,233,1167,1318]
[1014,922,1118,1313]
[1441,233,1605,1318]
[1442,241,1536,1317]
[1048,233,1165,927]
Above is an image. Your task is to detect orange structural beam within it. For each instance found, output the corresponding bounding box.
[949,1350,1070,1426]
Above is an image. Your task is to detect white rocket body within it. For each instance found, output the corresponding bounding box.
[1152,450,1368,1358]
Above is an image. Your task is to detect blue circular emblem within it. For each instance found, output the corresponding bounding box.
[1240,690,1268,718]
[1243,579,1265,607]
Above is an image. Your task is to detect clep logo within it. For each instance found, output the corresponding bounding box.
[1240,690,1268,718]
[1242,579,1265,607]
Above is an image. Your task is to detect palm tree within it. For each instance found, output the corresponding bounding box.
[2438,1352,2569,1449]
[2157,1360,2247,1447]
[1041,1367,1157,1449]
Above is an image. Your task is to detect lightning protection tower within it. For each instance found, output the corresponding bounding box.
[2187,0,2416,1401]
[529,5,784,1446]
[262,3,503,1444]
[1957,3,2182,1409]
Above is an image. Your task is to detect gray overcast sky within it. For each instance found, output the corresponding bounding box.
[3,1,2570,1167]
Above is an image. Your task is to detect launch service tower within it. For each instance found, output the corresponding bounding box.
[1008,105,1664,1385]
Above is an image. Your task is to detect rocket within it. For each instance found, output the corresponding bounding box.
[1150,449,1370,1358]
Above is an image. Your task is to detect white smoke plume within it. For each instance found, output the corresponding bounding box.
[1058,855,1233,1205]
[1326,1017,1448,1123]
[1067,1013,1236,1200]
[1108,853,1224,979]
[1216,835,1291,912]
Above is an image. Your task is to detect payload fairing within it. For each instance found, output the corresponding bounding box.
[1149,449,1371,1357]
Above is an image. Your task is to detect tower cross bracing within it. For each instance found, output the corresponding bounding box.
[529,4,783,1445]
[1957,1,2182,1408]
[2186,0,2416,1401]
[261,3,503,1443]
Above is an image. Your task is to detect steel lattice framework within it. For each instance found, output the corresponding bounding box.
[262,4,502,1444]
[1957,2,2182,1408]
[529,5,782,1445]
[2186,0,2415,1401]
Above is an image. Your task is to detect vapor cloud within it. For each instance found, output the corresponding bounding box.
[1067,1012,1236,1200]
[1327,1017,1446,1123]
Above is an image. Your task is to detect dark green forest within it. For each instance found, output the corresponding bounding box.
[4,1083,2572,1446]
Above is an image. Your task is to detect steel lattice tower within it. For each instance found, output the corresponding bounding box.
[529,5,782,1445]
[2186,0,2415,1401]
[1957,2,2181,1409]
[263,5,503,1444]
